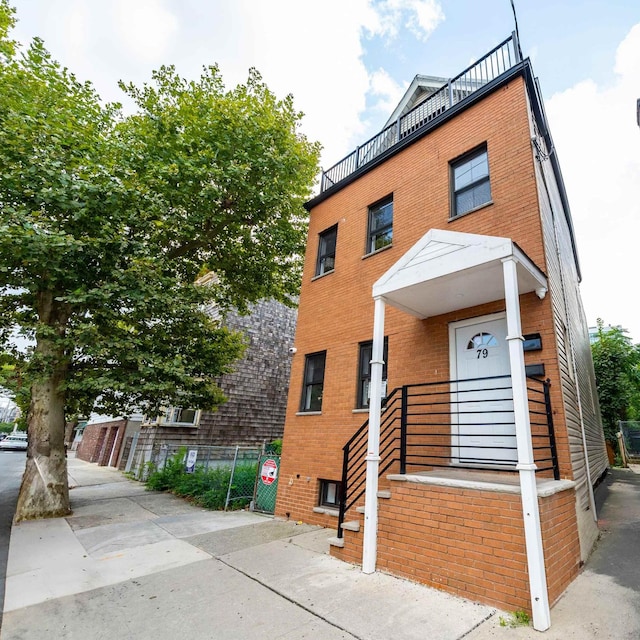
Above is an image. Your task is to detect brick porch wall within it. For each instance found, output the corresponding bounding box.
[331,479,581,613]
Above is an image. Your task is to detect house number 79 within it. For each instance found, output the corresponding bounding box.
[476,348,489,359]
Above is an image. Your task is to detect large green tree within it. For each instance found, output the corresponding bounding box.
[591,320,640,445]
[0,2,320,521]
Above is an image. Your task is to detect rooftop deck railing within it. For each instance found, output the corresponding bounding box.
[320,33,521,193]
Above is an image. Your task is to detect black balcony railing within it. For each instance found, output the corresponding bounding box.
[321,33,521,193]
[336,375,558,538]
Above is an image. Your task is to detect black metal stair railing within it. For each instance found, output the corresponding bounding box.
[337,387,402,538]
[336,375,558,539]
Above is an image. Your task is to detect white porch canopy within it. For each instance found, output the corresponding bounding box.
[372,229,548,317]
[362,229,552,631]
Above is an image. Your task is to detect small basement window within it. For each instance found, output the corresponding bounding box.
[319,479,342,508]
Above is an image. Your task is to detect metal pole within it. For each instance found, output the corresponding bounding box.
[362,296,385,574]
[502,256,551,632]
[224,445,240,511]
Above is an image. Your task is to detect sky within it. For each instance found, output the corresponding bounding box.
[8,0,640,343]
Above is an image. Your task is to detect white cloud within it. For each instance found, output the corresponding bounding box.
[10,0,444,185]
[369,67,408,114]
[546,23,640,342]
[369,0,445,41]
[114,0,178,63]
[181,0,378,171]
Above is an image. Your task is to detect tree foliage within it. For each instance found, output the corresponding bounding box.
[0,1,320,520]
[591,320,640,444]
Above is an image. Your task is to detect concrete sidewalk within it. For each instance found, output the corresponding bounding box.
[1,457,639,639]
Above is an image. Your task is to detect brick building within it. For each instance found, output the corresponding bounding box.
[275,35,607,631]
[75,416,141,467]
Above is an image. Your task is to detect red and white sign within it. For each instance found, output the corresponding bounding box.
[260,458,278,485]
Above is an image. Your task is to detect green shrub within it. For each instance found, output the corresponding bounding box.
[266,439,282,455]
[146,448,187,491]
[145,449,257,511]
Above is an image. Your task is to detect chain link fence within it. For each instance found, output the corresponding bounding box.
[620,421,640,458]
[129,443,262,510]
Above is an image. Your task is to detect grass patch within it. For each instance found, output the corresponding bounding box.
[499,610,531,628]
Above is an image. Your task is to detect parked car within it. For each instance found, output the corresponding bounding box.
[0,433,28,451]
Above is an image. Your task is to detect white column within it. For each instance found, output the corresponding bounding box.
[362,296,386,574]
[502,256,551,632]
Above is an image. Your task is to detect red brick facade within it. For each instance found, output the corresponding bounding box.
[331,479,581,612]
[276,62,603,616]
[76,419,131,467]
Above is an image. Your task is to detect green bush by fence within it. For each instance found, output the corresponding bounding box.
[145,448,258,510]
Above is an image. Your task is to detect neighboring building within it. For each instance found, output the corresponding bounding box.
[75,415,141,467]
[275,34,607,631]
[0,399,19,425]
[122,297,297,472]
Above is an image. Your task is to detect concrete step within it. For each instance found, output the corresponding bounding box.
[341,520,360,532]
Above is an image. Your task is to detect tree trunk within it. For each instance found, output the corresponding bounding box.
[14,293,71,522]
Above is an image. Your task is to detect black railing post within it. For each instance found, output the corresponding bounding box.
[543,379,560,480]
[400,385,408,474]
[337,443,350,539]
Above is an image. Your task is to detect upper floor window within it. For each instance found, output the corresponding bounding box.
[367,196,393,254]
[316,225,337,276]
[451,146,491,217]
[301,351,326,412]
[357,338,388,409]
[164,407,199,425]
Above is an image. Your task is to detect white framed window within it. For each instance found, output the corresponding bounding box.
[164,407,199,425]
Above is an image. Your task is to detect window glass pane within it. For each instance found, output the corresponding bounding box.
[454,151,488,189]
[320,256,335,273]
[307,355,325,383]
[305,383,323,411]
[371,228,393,252]
[467,332,498,350]
[456,190,475,216]
[179,409,197,423]
[370,204,392,231]
[325,482,337,504]
[360,344,372,376]
[471,180,491,209]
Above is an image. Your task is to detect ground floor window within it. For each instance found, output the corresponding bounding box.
[357,338,388,408]
[301,351,326,412]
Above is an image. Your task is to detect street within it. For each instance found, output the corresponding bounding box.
[0,451,24,632]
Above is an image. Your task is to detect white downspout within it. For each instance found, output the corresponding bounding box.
[502,256,551,632]
[362,296,386,574]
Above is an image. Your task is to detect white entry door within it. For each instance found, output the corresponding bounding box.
[449,314,516,465]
